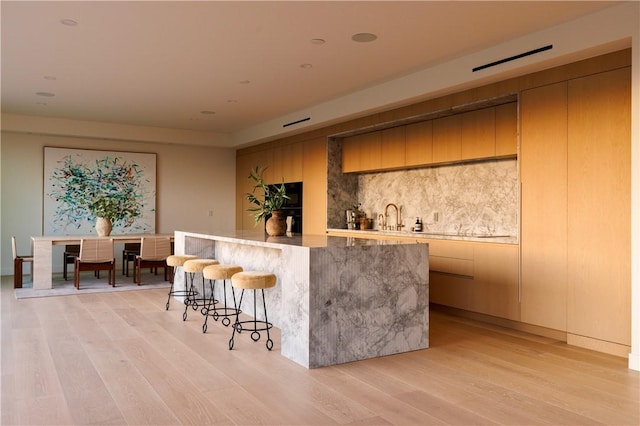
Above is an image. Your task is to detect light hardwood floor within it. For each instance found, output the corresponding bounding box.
[1,276,638,425]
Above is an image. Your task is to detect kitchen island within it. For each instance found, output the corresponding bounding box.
[173,230,429,368]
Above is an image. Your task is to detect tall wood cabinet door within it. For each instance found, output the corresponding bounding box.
[567,67,631,346]
[520,82,568,331]
[236,150,266,230]
[380,127,405,169]
[433,115,461,163]
[461,107,495,160]
[303,137,327,235]
[495,102,518,156]
[405,120,433,166]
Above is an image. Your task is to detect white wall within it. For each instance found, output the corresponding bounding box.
[0,122,236,276]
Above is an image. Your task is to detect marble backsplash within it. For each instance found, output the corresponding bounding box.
[325,139,518,237]
[357,160,519,236]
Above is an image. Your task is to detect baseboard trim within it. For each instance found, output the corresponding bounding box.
[430,304,567,341]
[567,334,631,358]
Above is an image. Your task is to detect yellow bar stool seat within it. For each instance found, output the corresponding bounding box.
[229,271,277,351]
[182,259,219,322]
[201,265,243,332]
[164,254,198,311]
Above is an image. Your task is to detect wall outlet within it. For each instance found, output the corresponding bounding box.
[434,212,439,222]
[208,210,213,216]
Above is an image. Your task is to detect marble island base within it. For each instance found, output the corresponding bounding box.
[174,231,429,368]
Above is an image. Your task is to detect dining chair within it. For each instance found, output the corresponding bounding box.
[134,237,172,285]
[63,244,80,280]
[12,236,34,288]
[122,242,141,277]
[74,238,115,289]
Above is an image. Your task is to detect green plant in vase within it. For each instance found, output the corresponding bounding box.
[246,166,290,236]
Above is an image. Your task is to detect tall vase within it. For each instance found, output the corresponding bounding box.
[96,217,112,237]
[265,210,287,236]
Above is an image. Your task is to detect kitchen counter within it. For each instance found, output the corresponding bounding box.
[174,230,429,368]
[327,228,518,244]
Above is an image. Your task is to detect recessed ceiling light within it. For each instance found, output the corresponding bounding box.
[200,110,215,115]
[36,92,55,97]
[352,33,377,43]
[60,19,78,26]
[310,38,325,45]
[300,63,313,69]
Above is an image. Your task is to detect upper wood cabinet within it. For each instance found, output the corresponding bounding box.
[461,107,495,160]
[380,126,405,169]
[342,131,381,172]
[342,103,517,173]
[495,102,518,156]
[405,120,433,166]
[432,114,462,163]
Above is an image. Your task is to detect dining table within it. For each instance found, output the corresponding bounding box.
[31,234,174,289]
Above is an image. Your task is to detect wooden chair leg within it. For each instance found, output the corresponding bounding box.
[14,258,23,288]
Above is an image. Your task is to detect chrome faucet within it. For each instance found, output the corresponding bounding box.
[384,203,403,231]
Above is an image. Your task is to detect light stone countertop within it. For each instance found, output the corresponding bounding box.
[183,229,424,249]
[326,228,518,244]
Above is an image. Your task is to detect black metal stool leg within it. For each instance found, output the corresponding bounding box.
[229,288,273,351]
[183,272,196,321]
[262,289,274,351]
[229,289,244,350]
[202,279,219,333]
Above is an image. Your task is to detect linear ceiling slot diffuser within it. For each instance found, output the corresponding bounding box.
[283,117,311,127]
[472,44,553,72]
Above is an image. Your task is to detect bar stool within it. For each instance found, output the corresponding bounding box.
[182,258,219,321]
[229,271,277,351]
[201,264,243,333]
[165,254,197,311]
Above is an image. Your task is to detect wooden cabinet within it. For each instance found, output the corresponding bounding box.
[270,142,303,183]
[520,82,568,331]
[432,115,461,163]
[342,103,516,172]
[567,67,631,348]
[428,239,519,320]
[405,120,433,166]
[236,150,266,230]
[473,243,520,321]
[302,137,327,235]
[461,107,495,160]
[380,126,405,169]
[342,131,381,172]
[495,102,518,156]
[519,67,631,355]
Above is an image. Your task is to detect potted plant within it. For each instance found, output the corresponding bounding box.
[246,166,290,236]
[89,196,123,236]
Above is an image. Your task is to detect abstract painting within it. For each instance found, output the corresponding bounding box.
[43,147,156,235]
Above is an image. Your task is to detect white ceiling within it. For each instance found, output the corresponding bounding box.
[1,1,619,147]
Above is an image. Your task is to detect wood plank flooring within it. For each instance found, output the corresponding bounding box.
[1,276,638,425]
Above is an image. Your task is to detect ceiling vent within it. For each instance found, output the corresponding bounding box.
[283,117,311,128]
[472,44,553,72]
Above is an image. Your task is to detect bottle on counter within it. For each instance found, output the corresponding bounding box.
[414,217,422,232]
